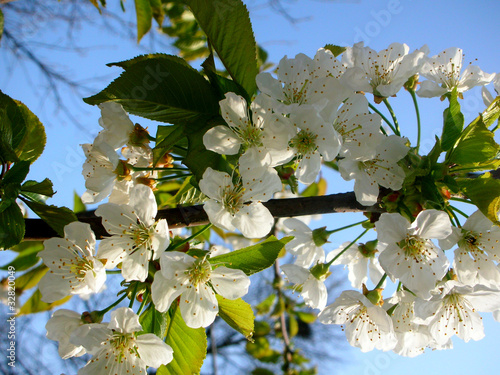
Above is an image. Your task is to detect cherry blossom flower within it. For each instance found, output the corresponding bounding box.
[342,42,427,100]
[256,53,353,120]
[288,108,342,184]
[482,73,500,106]
[75,307,173,374]
[376,209,452,299]
[95,185,170,282]
[330,241,385,290]
[334,94,385,161]
[199,167,281,239]
[384,290,433,357]
[414,281,500,345]
[38,222,106,303]
[151,251,250,328]
[283,218,325,268]
[203,92,295,179]
[318,290,397,352]
[281,263,328,310]
[439,210,500,287]
[339,135,409,206]
[46,309,87,359]
[417,47,494,98]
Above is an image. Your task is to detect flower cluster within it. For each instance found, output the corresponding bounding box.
[34,41,499,374]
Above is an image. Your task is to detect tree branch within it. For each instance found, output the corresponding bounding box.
[23,191,382,240]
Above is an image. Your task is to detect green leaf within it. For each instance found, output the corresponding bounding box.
[441,90,464,151]
[134,0,153,42]
[448,118,499,165]
[323,44,346,57]
[84,56,219,124]
[295,311,317,324]
[2,160,30,186]
[14,265,48,291]
[255,294,276,315]
[153,124,186,166]
[300,177,327,197]
[252,368,275,375]
[17,288,71,316]
[139,304,169,338]
[185,0,258,97]
[158,306,207,375]
[20,179,55,204]
[23,200,77,237]
[73,191,87,214]
[458,173,500,225]
[216,295,255,339]
[0,91,46,163]
[13,99,46,162]
[482,96,500,127]
[149,0,164,27]
[210,236,292,276]
[107,53,191,70]
[0,203,25,250]
[0,241,42,271]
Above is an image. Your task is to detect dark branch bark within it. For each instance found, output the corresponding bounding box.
[23,191,383,240]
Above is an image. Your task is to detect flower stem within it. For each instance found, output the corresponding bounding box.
[368,103,394,135]
[96,292,128,316]
[450,205,469,218]
[132,166,190,172]
[409,90,422,152]
[129,282,139,308]
[168,224,212,252]
[325,220,368,236]
[383,98,400,136]
[449,197,473,205]
[153,174,192,181]
[326,228,370,267]
[137,290,150,316]
[374,273,387,289]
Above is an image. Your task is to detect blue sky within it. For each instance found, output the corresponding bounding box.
[2,0,500,374]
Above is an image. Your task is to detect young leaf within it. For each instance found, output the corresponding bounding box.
[2,160,30,186]
[323,44,346,57]
[73,191,86,214]
[441,90,464,151]
[153,123,186,166]
[185,0,258,97]
[13,99,46,162]
[14,265,48,291]
[216,295,255,339]
[17,288,71,316]
[22,200,77,237]
[458,173,500,225]
[134,0,153,42]
[84,56,219,124]
[0,203,25,250]
[210,236,293,276]
[158,306,207,375]
[0,241,42,271]
[448,118,499,165]
[139,304,169,338]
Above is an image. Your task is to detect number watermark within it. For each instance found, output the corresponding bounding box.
[6,266,16,368]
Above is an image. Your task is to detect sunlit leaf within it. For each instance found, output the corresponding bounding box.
[217,295,255,339]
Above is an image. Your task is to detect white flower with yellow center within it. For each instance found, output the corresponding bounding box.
[439,210,500,287]
[199,167,281,239]
[414,281,500,345]
[151,251,250,328]
[417,47,494,98]
[95,185,169,282]
[288,108,342,184]
[283,218,325,268]
[339,135,409,206]
[203,92,295,179]
[318,290,397,352]
[342,42,426,100]
[38,222,106,303]
[376,210,452,299]
[75,307,173,375]
[281,263,328,310]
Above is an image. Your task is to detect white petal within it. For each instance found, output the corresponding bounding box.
[129,185,157,226]
[233,203,274,238]
[211,266,250,299]
[109,307,143,333]
[180,285,218,328]
[151,273,185,312]
[203,125,242,155]
[136,334,174,368]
